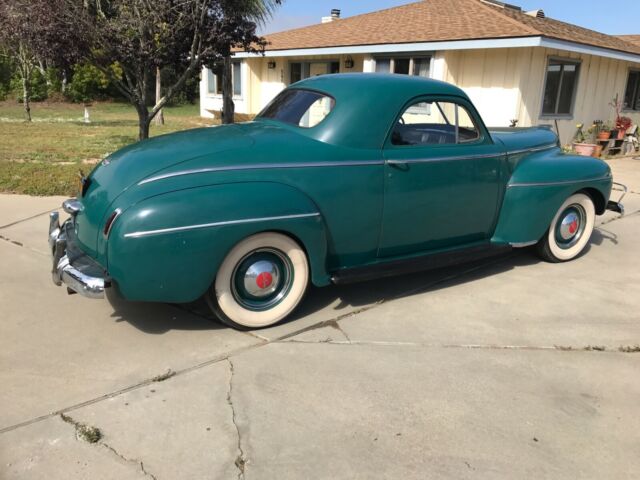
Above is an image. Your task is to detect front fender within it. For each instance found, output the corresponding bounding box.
[492,149,612,245]
[107,182,330,303]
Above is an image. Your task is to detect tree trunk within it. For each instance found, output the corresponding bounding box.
[61,68,68,93]
[136,104,151,140]
[22,76,31,122]
[221,57,234,124]
[154,67,164,126]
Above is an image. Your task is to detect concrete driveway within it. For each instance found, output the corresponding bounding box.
[1,158,639,479]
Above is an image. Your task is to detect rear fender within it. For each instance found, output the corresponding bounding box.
[107,182,330,303]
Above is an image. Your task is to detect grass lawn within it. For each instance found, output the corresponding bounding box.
[0,101,217,195]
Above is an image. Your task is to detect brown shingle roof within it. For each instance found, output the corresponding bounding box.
[260,0,640,56]
[618,35,640,48]
[491,5,640,55]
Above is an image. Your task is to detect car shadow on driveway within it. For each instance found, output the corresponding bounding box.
[104,229,619,334]
[106,289,226,333]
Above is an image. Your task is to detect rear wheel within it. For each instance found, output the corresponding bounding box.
[206,232,309,329]
[536,193,595,262]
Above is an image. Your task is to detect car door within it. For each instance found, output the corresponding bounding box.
[378,96,505,257]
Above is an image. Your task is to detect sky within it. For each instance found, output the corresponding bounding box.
[261,0,640,36]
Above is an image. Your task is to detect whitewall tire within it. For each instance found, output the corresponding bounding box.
[536,193,595,262]
[206,232,309,329]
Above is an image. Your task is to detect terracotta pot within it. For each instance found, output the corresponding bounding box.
[592,144,603,157]
[573,143,597,157]
[617,129,625,140]
[597,131,611,140]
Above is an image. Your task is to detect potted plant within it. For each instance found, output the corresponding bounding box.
[616,116,632,139]
[609,94,632,140]
[572,123,598,157]
[597,121,612,140]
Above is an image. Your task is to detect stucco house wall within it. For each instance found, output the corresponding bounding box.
[442,47,640,142]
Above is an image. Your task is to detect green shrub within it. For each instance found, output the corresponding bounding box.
[11,68,48,102]
[66,64,111,103]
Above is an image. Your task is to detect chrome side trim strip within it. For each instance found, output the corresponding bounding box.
[139,160,383,185]
[385,143,557,165]
[124,212,321,238]
[507,175,611,188]
[505,143,557,156]
[386,152,501,165]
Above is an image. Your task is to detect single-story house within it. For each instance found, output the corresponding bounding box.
[199,0,640,144]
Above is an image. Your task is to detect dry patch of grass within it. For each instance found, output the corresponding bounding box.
[0,101,215,195]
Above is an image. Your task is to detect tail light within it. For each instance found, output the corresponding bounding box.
[103,209,122,237]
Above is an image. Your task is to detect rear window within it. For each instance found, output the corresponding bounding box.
[258,89,335,128]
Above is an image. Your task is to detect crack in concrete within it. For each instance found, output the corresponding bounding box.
[0,208,57,230]
[277,340,640,353]
[277,305,382,344]
[226,359,246,480]
[598,209,640,226]
[59,413,158,479]
[101,442,158,480]
[0,233,49,256]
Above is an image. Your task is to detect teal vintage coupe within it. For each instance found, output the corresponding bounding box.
[49,74,624,329]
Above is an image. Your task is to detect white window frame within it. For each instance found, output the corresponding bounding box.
[373,54,433,77]
[623,68,640,112]
[540,56,581,119]
[206,61,243,99]
[287,60,340,85]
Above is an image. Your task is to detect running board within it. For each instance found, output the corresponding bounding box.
[331,243,512,285]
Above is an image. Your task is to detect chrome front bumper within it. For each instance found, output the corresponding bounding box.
[49,211,107,299]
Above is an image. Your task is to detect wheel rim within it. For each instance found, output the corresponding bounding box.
[231,248,294,311]
[554,204,587,249]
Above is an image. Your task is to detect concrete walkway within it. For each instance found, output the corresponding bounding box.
[1,159,639,479]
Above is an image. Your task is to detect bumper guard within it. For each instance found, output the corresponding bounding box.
[606,182,627,216]
[49,211,107,299]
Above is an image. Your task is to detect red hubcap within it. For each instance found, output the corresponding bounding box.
[568,219,578,234]
[256,272,273,289]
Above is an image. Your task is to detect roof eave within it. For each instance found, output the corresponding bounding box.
[234,35,640,64]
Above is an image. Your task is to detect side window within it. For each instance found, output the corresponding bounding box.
[391,100,480,146]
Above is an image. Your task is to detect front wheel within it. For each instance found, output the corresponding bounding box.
[206,232,309,329]
[536,193,595,262]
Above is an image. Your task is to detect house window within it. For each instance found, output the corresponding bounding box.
[374,56,431,77]
[541,58,580,116]
[289,61,339,84]
[624,70,640,111]
[207,61,242,97]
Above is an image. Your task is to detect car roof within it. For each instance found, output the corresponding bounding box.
[294,73,467,100]
[280,73,474,149]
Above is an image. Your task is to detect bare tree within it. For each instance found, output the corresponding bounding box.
[0,0,86,120]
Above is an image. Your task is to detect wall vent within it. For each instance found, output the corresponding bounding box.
[526,9,546,18]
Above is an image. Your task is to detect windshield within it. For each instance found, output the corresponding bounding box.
[258,89,335,128]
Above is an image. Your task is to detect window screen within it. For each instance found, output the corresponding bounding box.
[624,71,640,111]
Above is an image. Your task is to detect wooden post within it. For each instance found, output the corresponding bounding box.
[154,66,164,126]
